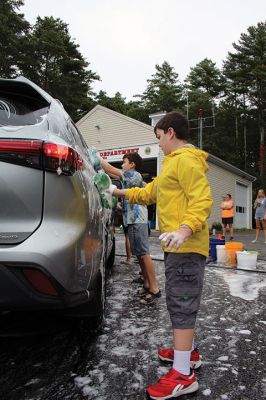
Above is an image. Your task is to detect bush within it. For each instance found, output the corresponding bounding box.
[211,221,222,231]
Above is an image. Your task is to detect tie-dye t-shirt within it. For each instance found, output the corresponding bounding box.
[121,170,148,226]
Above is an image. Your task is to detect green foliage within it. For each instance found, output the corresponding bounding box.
[137,61,185,113]
[223,21,266,176]
[211,221,222,231]
[0,0,30,77]
[185,58,226,98]
[1,3,265,185]
[96,90,128,115]
[95,91,151,124]
[17,16,99,121]
[126,100,151,124]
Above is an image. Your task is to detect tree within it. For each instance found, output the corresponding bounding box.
[126,100,150,124]
[0,0,30,77]
[95,90,128,115]
[183,59,225,149]
[183,88,215,149]
[223,22,266,179]
[185,58,225,98]
[137,61,184,113]
[18,16,99,121]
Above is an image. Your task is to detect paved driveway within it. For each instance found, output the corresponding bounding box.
[72,233,266,400]
[0,233,265,400]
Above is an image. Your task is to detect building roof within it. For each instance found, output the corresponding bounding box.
[208,154,256,182]
[77,104,154,132]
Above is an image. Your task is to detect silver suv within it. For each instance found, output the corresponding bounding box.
[0,76,115,328]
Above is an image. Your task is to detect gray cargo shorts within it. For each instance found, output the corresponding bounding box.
[164,252,206,329]
[127,223,149,256]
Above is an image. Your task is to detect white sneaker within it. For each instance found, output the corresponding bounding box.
[251,240,257,243]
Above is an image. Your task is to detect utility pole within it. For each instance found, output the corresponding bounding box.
[197,108,204,149]
[186,91,189,120]
[188,102,216,149]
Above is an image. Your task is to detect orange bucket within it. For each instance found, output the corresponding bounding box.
[225,242,243,266]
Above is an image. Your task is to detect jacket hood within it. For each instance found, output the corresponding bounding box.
[167,146,209,172]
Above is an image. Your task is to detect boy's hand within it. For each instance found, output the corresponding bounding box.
[159,227,192,251]
[112,188,126,198]
[96,152,103,163]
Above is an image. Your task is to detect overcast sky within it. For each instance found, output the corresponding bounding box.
[21,0,266,100]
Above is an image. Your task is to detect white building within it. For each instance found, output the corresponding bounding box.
[77,105,255,229]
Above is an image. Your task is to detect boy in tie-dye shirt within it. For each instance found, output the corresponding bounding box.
[121,168,147,226]
[100,152,160,305]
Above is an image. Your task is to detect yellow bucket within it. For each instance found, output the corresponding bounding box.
[225,242,243,266]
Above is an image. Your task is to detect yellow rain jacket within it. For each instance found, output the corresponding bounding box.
[125,147,213,256]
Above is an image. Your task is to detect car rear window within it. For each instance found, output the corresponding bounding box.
[0,92,49,127]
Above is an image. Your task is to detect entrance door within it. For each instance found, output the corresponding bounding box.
[235,183,248,228]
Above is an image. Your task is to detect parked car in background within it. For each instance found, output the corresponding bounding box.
[0,76,115,329]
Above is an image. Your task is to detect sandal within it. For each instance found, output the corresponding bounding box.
[137,286,149,296]
[132,276,144,284]
[140,290,161,305]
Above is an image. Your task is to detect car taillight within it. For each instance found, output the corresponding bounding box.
[0,139,83,175]
[23,268,59,296]
[43,142,84,175]
[0,139,42,168]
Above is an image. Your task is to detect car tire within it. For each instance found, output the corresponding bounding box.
[106,236,115,268]
[85,270,105,332]
[70,270,105,332]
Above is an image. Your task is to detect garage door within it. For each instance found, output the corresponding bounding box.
[235,183,248,228]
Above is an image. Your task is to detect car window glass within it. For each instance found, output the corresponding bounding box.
[0,95,49,127]
[76,125,88,149]
[68,121,90,157]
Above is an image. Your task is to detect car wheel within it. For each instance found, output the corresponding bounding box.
[85,270,105,332]
[106,236,115,268]
[70,270,105,333]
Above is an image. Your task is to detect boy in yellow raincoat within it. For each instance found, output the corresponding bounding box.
[107,112,213,399]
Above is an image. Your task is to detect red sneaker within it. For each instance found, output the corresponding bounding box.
[158,348,202,369]
[147,368,198,399]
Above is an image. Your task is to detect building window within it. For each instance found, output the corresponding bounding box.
[236,206,246,213]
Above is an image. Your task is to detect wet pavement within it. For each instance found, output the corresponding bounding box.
[0,232,265,400]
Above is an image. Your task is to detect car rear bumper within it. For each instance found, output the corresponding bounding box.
[0,217,102,292]
[0,262,90,312]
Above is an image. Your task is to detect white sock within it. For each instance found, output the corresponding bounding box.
[173,350,191,376]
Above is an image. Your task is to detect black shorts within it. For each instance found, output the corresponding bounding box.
[222,217,233,225]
